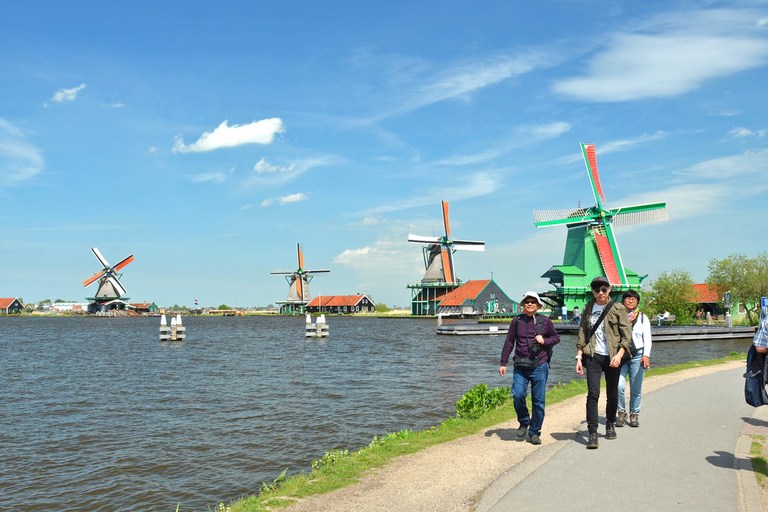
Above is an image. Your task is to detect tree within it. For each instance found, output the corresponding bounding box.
[218,304,232,310]
[643,268,696,324]
[707,252,768,324]
[375,302,390,312]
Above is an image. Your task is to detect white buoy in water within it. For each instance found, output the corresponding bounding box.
[176,313,186,340]
[170,316,177,341]
[160,314,170,341]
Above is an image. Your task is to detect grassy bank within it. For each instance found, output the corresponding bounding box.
[209,353,745,512]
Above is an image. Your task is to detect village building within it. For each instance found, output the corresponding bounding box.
[129,302,159,314]
[306,294,375,314]
[0,297,24,314]
[436,279,518,316]
[48,301,90,312]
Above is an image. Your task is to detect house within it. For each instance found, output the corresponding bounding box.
[129,302,159,314]
[436,279,518,316]
[0,298,24,314]
[306,294,375,314]
[692,283,757,322]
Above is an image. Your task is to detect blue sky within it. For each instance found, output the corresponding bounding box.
[1,0,767,308]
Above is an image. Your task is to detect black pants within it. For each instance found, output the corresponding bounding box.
[584,354,620,434]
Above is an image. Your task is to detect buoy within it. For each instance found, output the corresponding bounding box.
[176,314,186,340]
[305,313,329,338]
[170,316,177,341]
[159,314,170,341]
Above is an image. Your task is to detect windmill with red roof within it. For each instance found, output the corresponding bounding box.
[271,243,330,315]
[83,247,135,313]
[533,143,668,311]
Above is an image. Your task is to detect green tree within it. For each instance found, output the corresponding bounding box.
[707,252,768,324]
[218,304,232,310]
[375,302,390,312]
[643,268,696,324]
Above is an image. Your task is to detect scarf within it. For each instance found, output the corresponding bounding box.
[627,308,639,324]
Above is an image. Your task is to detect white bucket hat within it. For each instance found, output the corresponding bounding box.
[521,291,544,308]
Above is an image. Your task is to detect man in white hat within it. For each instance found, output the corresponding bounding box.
[499,291,560,445]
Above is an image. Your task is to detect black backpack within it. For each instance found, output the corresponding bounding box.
[512,314,552,365]
[744,345,768,407]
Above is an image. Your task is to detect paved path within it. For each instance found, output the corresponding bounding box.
[478,368,760,512]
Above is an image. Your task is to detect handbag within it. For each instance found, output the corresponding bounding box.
[513,357,538,370]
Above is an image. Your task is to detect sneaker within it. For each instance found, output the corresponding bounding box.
[587,432,598,449]
[629,413,639,428]
[616,410,627,428]
[530,434,541,445]
[516,424,528,437]
[605,422,617,440]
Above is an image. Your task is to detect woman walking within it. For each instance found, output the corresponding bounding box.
[616,290,652,427]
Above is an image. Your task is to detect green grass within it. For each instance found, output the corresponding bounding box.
[215,353,745,512]
[751,436,768,484]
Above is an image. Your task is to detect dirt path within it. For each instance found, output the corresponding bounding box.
[285,361,744,512]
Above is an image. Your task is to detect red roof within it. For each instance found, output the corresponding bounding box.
[130,303,152,308]
[307,295,369,307]
[438,280,491,306]
[0,298,21,309]
[693,284,719,303]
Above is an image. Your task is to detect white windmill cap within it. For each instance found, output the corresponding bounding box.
[521,291,544,307]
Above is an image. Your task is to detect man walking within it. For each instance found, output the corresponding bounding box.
[500,292,560,445]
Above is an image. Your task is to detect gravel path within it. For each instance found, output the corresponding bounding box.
[284,361,743,512]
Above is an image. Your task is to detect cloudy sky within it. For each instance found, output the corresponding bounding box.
[1,0,767,307]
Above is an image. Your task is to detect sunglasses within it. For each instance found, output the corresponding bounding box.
[522,300,538,305]
[591,285,610,293]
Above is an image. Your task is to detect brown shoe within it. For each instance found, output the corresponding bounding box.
[616,410,627,427]
[629,413,639,427]
[587,432,598,449]
[605,422,617,440]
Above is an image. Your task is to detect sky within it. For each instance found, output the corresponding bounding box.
[1,0,767,308]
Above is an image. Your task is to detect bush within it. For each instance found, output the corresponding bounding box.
[455,383,510,420]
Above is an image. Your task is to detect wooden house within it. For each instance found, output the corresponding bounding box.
[0,298,24,314]
[306,294,375,314]
[129,302,159,314]
[437,279,518,316]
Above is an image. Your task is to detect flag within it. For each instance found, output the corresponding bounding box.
[194,299,199,307]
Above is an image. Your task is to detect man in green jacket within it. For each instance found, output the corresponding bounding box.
[575,276,632,449]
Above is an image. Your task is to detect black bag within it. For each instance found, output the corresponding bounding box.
[744,345,768,407]
[511,314,549,369]
[513,357,538,370]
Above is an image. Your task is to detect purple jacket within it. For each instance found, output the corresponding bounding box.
[500,314,560,367]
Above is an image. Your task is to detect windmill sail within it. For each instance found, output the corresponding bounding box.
[83,247,134,299]
[271,243,329,304]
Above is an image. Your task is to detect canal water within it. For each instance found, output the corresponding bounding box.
[0,316,751,511]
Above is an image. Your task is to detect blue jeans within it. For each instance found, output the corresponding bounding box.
[618,348,645,414]
[512,362,549,437]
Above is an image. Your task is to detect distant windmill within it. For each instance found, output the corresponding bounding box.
[83,247,135,299]
[533,143,667,309]
[408,200,485,284]
[271,243,329,313]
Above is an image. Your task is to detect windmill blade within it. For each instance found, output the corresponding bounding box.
[441,201,451,238]
[581,143,609,211]
[305,269,331,273]
[610,203,668,227]
[108,276,128,296]
[596,222,627,285]
[297,243,305,271]
[113,255,135,272]
[408,234,442,244]
[83,271,105,287]
[270,271,295,275]
[533,208,591,227]
[452,240,486,251]
[91,247,110,268]
[441,247,455,283]
[296,276,304,301]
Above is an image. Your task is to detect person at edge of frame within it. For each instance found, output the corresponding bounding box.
[753,304,768,354]
[575,276,632,450]
[499,291,561,446]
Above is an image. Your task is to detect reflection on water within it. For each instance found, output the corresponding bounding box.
[0,316,750,511]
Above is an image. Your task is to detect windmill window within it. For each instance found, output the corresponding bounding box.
[490,293,495,299]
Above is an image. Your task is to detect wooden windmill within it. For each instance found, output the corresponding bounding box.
[407,201,485,315]
[271,243,329,314]
[533,143,667,310]
[83,247,135,312]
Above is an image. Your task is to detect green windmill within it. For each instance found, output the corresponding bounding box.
[533,143,668,312]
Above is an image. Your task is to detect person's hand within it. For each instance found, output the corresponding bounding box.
[535,334,545,345]
[609,349,624,368]
[641,356,650,369]
[576,359,584,375]
[499,366,506,377]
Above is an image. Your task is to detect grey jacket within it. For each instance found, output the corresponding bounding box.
[577,300,632,358]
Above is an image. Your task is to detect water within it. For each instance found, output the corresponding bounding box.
[0,316,751,511]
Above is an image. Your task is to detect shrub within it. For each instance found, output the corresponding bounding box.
[454,383,510,420]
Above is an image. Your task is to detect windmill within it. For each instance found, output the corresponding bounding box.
[83,247,135,312]
[533,143,668,310]
[406,201,485,315]
[271,243,329,314]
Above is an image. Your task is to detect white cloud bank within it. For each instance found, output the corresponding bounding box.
[51,83,87,103]
[173,118,284,153]
[0,118,44,185]
[261,192,309,206]
[254,158,296,174]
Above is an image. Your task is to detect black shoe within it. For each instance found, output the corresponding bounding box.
[530,434,541,445]
[605,422,617,440]
[516,424,528,437]
[587,432,598,449]
[616,410,627,427]
[629,413,639,428]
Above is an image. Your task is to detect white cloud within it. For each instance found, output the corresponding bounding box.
[148,146,157,153]
[187,172,227,183]
[435,122,571,166]
[241,204,254,210]
[759,16,768,27]
[244,155,339,186]
[334,237,422,275]
[261,192,309,206]
[172,118,284,153]
[554,13,768,102]
[676,147,768,179]
[547,131,669,168]
[51,83,86,103]
[111,102,125,108]
[0,118,44,185]
[253,158,296,174]
[728,127,764,138]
